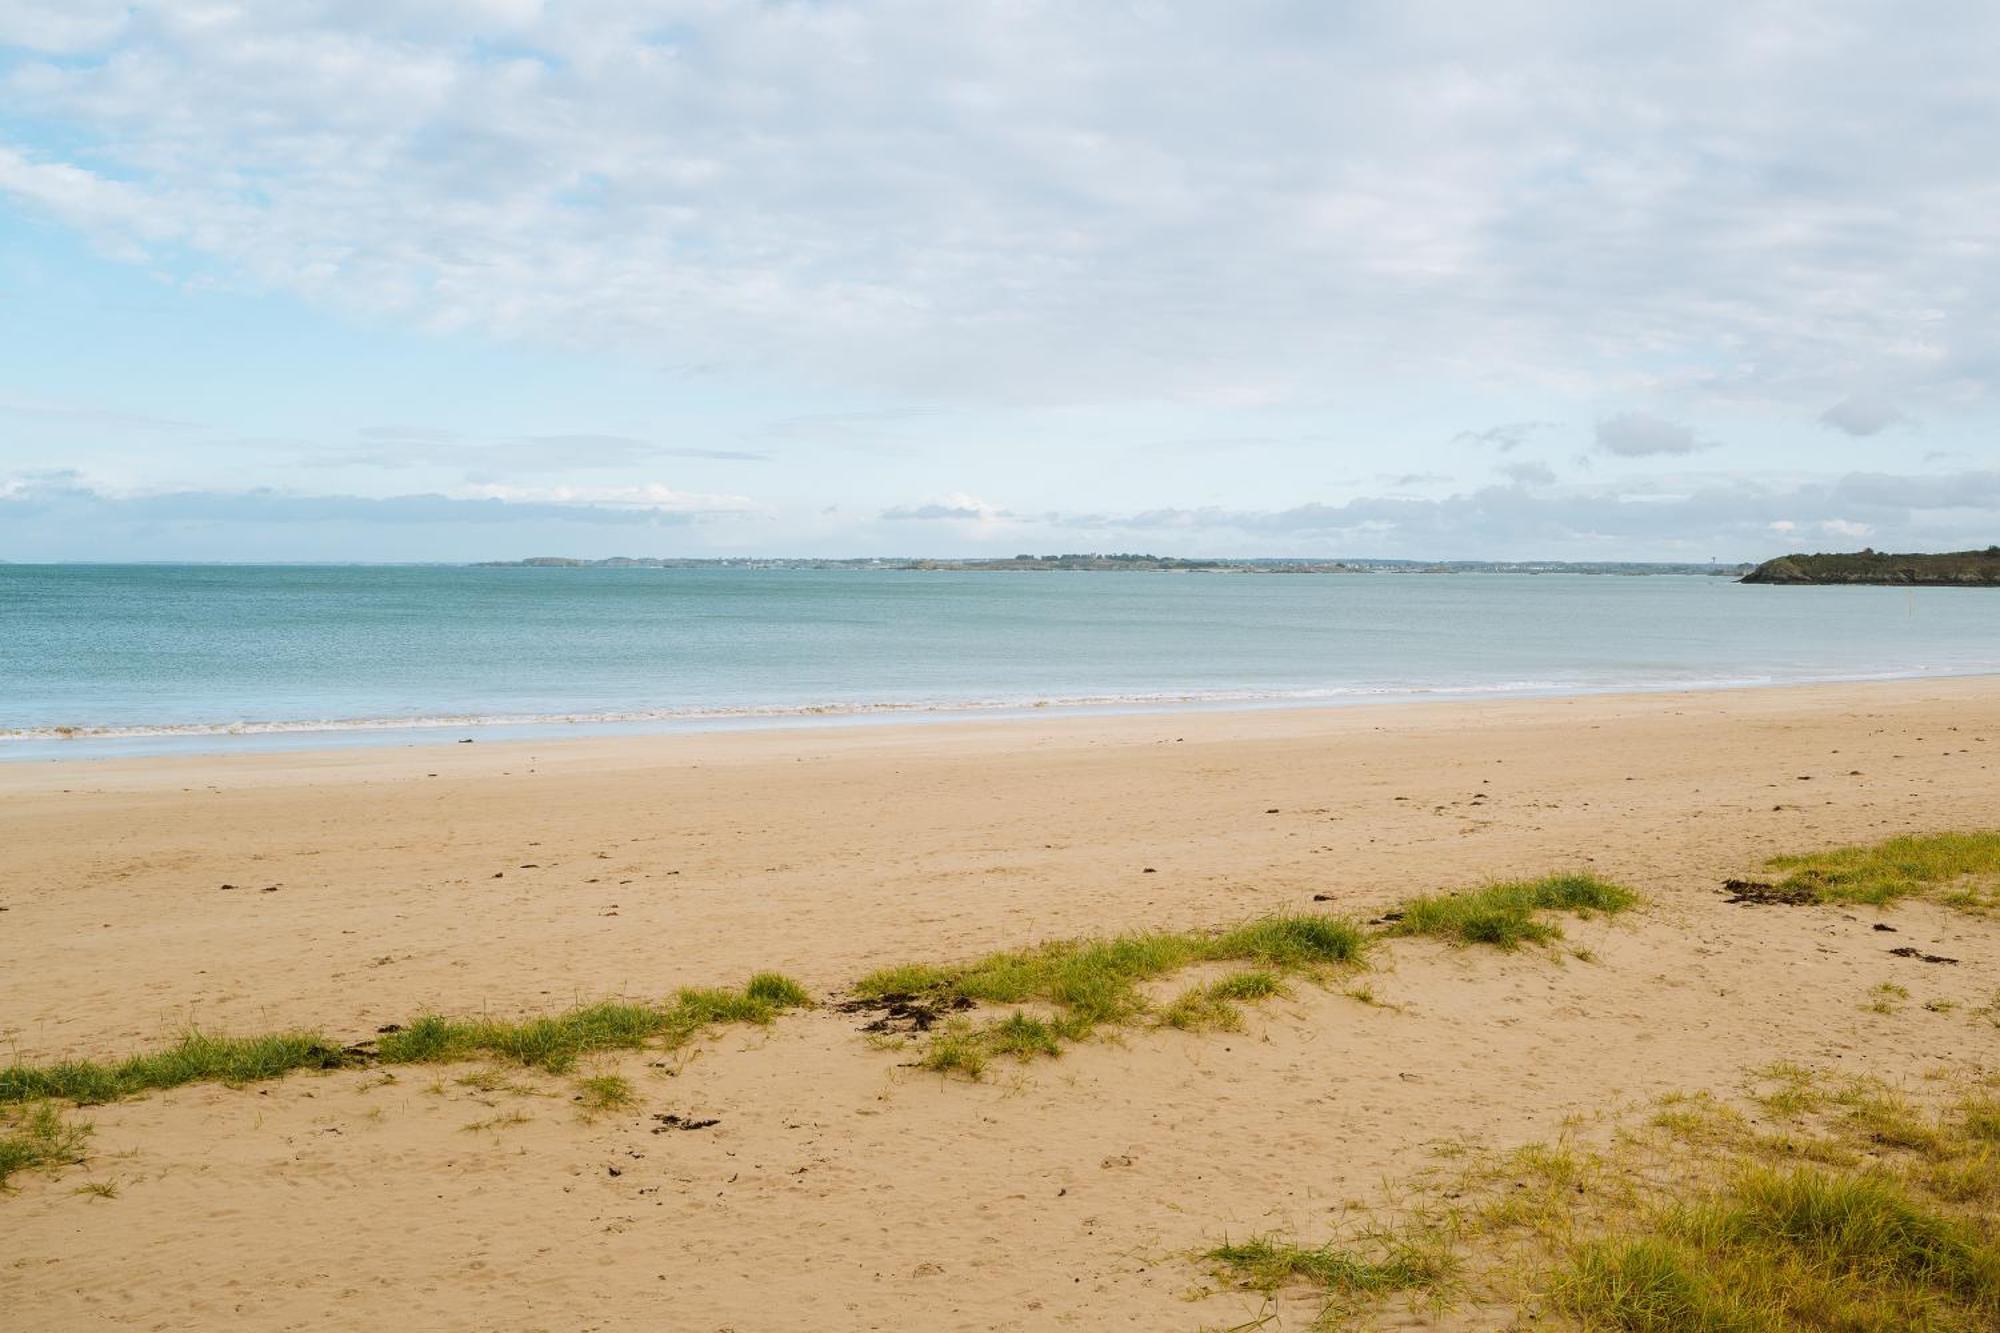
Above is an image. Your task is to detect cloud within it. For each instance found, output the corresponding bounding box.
[954,467,2000,557]
[1594,413,1708,458]
[4,5,2000,412]
[880,492,1014,521]
[1830,470,2000,510]
[1498,460,1558,486]
[320,432,770,472]
[1456,422,1556,452]
[6,467,1997,562]
[510,434,768,463]
[359,425,462,445]
[0,393,200,431]
[1818,396,1907,437]
[0,473,759,525]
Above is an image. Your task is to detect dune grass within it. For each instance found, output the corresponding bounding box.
[1,975,813,1107]
[0,1031,349,1106]
[1207,1229,1457,1314]
[1161,969,1288,1032]
[1764,830,2000,910]
[574,1073,637,1115]
[856,913,1366,1077]
[1384,872,1638,949]
[1554,1168,2000,1331]
[375,980,809,1073]
[0,1103,91,1187]
[1200,1064,2000,1329]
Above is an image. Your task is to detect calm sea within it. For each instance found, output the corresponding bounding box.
[2,564,1994,756]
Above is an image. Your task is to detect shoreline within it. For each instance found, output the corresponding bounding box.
[5,663,1996,762]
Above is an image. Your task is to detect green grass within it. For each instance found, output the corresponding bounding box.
[1765,830,2000,909]
[1208,1235,1452,1295]
[2,974,813,1105]
[0,1103,91,1187]
[1555,1169,2000,1331]
[1384,872,1639,949]
[745,972,813,1007]
[0,1031,347,1106]
[1162,970,1287,1032]
[377,979,810,1074]
[1205,1229,1458,1323]
[1199,1064,2000,1329]
[1863,982,1911,1015]
[859,913,1365,1077]
[574,1073,636,1114]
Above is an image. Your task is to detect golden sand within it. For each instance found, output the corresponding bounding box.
[3,677,1996,1329]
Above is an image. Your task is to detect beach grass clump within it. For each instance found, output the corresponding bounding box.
[1199,1063,2000,1329]
[1553,1168,2000,1331]
[1764,830,2000,910]
[1384,872,1638,950]
[1162,970,1288,1032]
[4,974,815,1105]
[1208,1233,1454,1298]
[379,978,811,1074]
[744,971,813,1007]
[859,913,1365,1077]
[0,1031,347,1106]
[0,1103,92,1187]
[574,1073,637,1115]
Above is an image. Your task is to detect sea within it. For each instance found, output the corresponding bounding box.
[2,564,1995,758]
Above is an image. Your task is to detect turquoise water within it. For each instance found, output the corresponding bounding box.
[1,565,1995,755]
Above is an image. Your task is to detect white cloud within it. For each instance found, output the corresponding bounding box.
[881,492,1014,521]
[1818,395,1906,436]
[1456,421,1556,452]
[1498,460,1558,486]
[2,3,1999,411]
[1595,412,1708,457]
[458,482,763,513]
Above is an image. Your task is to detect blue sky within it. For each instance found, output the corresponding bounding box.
[1,1,1995,562]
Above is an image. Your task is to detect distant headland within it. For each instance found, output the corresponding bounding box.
[473,554,1750,576]
[1740,547,2000,586]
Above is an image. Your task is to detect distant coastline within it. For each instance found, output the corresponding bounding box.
[473,553,1751,576]
[1740,547,2000,586]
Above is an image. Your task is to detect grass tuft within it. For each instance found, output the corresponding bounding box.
[1385,872,1638,949]
[7,973,816,1103]
[574,1073,636,1115]
[1558,1168,2000,1329]
[1201,1063,2000,1329]
[877,913,1362,1077]
[1206,1228,1458,1320]
[379,978,809,1075]
[1765,830,2000,910]
[1162,970,1288,1032]
[1212,915,1368,967]
[745,972,813,1008]
[0,1103,92,1187]
[0,1032,346,1106]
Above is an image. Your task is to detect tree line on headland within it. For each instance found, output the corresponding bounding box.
[1740,547,2000,586]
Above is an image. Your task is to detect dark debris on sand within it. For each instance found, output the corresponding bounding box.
[835,992,975,1034]
[1719,878,1820,906]
[1888,946,1959,965]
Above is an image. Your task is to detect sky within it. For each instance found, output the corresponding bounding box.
[0,1,1996,563]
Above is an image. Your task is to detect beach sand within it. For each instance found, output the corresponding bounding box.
[3,677,1997,1329]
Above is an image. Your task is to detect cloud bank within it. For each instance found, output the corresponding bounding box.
[4,2,1999,413]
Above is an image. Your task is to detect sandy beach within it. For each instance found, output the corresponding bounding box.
[4,677,1998,1329]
